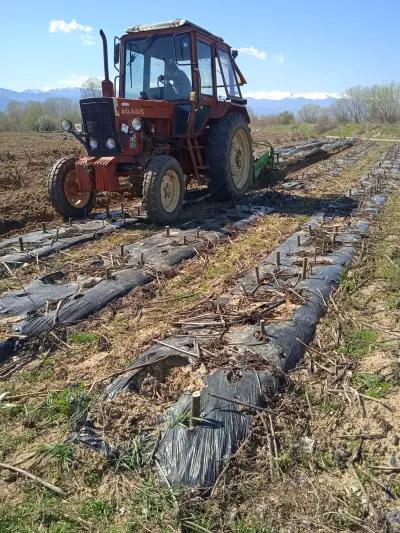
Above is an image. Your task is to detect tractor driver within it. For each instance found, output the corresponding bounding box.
[163,61,192,100]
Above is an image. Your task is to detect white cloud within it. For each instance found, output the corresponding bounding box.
[244,90,342,100]
[277,53,285,64]
[49,19,92,33]
[238,46,267,61]
[49,19,94,45]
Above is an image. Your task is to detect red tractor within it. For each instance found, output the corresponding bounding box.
[49,19,254,224]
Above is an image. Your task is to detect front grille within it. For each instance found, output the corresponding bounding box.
[80,98,120,156]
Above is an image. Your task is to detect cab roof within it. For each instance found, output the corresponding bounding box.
[126,19,224,42]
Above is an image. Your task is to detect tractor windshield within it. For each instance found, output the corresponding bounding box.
[124,33,193,101]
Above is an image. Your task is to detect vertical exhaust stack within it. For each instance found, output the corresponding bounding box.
[100,29,114,97]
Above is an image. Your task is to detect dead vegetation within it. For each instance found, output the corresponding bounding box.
[0,139,395,532]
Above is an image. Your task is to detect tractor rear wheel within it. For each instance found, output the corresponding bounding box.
[143,155,185,224]
[205,113,253,201]
[48,157,96,218]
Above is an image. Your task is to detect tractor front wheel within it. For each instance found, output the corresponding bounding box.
[205,113,253,201]
[48,157,96,219]
[143,156,185,224]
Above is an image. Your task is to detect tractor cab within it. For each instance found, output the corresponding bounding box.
[51,20,255,224]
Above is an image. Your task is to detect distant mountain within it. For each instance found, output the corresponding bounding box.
[246,96,337,116]
[0,88,81,111]
[0,87,338,115]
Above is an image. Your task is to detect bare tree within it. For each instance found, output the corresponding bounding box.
[80,77,102,99]
[330,99,352,123]
[298,104,322,124]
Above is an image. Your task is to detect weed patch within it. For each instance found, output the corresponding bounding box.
[342,327,378,357]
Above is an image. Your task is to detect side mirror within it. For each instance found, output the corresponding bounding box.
[173,34,191,64]
[232,49,239,59]
[114,38,120,71]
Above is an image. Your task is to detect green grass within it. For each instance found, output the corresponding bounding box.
[0,487,77,533]
[115,436,144,471]
[338,269,357,292]
[26,385,92,430]
[69,331,100,345]
[19,357,55,384]
[81,498,116,520]
[325,122,400,139]
[342,328,378,358]
[320,398,341,414]
[352,372,392,398]
[38,442,76,468]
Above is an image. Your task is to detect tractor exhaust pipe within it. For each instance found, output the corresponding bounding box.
[99,29,114,97]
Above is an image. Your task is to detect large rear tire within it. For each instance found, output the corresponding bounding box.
[48,157,96,218]
[143,155,185,224]
[205,113,253,201]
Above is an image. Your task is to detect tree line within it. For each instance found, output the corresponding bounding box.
[256,83,400,131]
[0,98,81,132]
[1,83,400,133]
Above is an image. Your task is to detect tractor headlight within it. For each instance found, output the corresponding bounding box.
[89,138,98,150]
[61,119,73,132]
[131,118,142,131]
[105,138,116,150]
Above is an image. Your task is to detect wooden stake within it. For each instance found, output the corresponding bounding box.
[18,237,24,252]
[302,257,308,280]
[42,222,47,233]
[260,319,266,336]
[165,226,170,236]
[190,391,201,428]
[297,234,301,246]
[120,244,124,257]
[276,251,281,267]
[105,267,112,280]
[255,266,260,284]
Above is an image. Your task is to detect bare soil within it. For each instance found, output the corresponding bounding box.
[0,130,313,236]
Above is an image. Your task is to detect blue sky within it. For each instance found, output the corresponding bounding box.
[1,0,399,98]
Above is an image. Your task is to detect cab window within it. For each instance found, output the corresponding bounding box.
[217,49,241,99]
[196,40,213,96]
[124,34,192,101]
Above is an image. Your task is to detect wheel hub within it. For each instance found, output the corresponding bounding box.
[64,170,91,208]
[230,129,251,189]
[160,170,180,213]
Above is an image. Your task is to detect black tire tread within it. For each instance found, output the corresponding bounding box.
[205,112,253,201]
[142,155,184,224]
[48,157,96,218]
